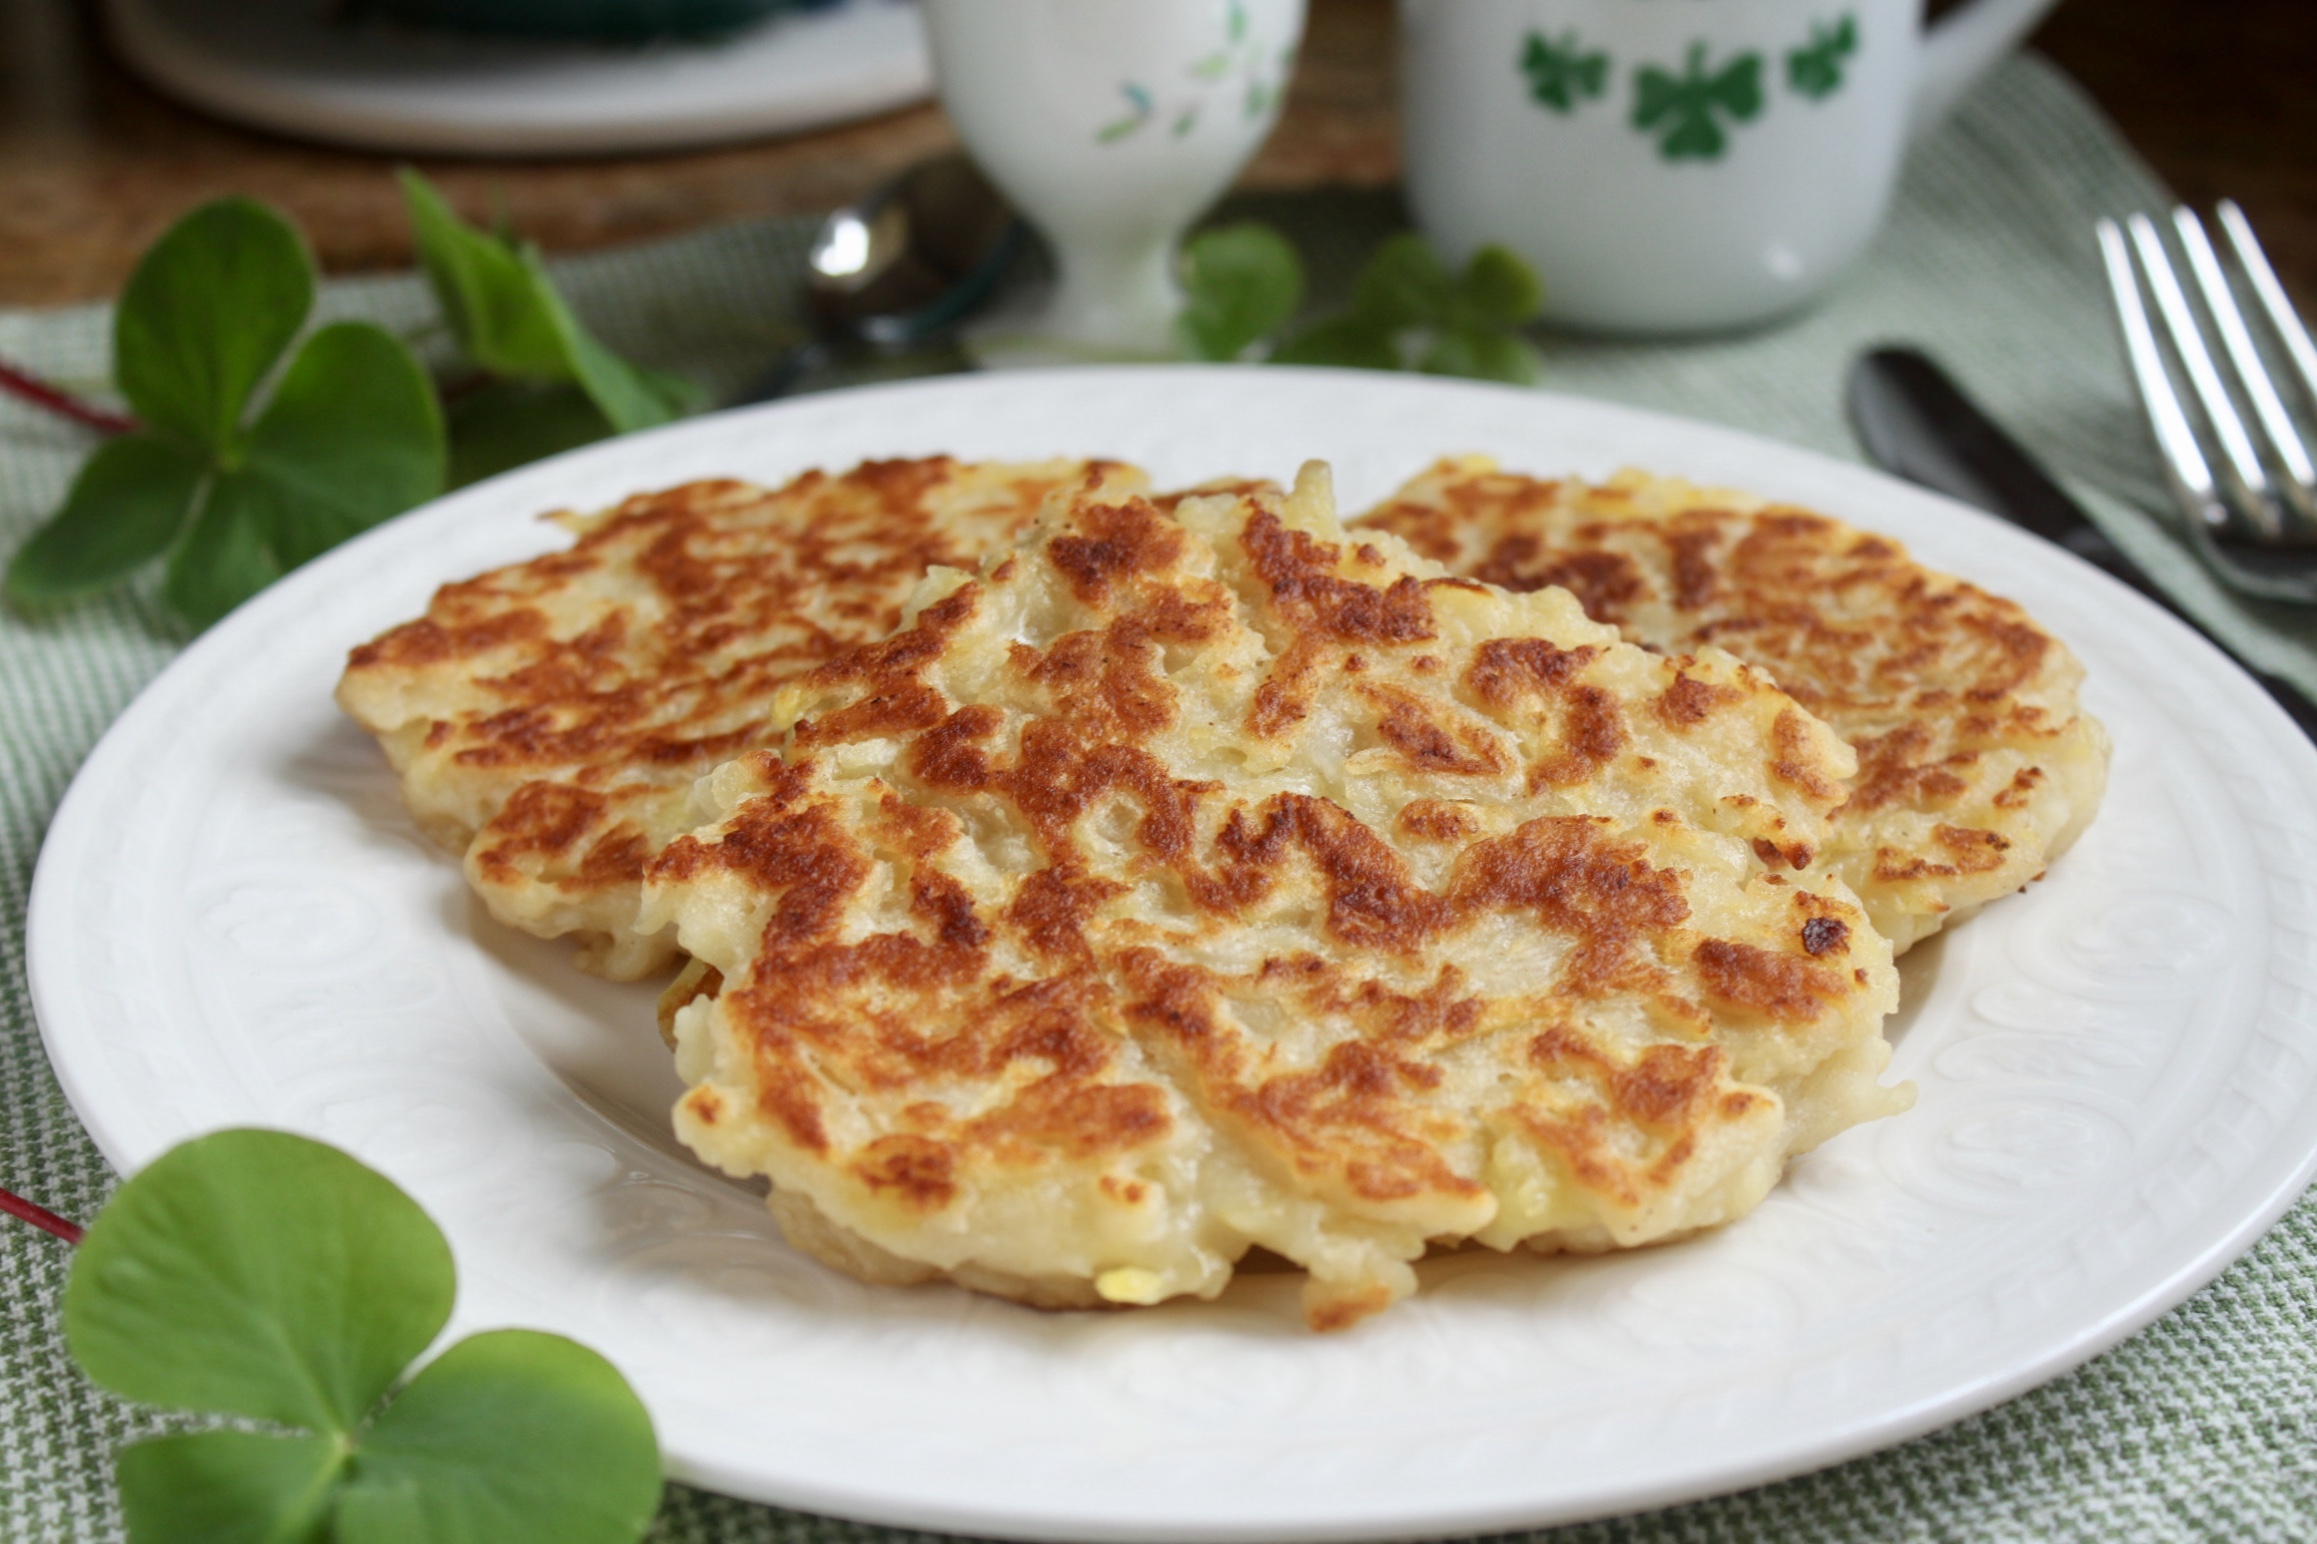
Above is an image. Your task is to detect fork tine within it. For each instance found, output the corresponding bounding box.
[2218,200,2317,420]
[2174,207,2317,516]
[2099,217,2229,535]
[2122,212,2270,535]
[2127,212,2282,538]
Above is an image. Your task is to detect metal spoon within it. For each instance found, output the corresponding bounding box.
[732,154,1021,404]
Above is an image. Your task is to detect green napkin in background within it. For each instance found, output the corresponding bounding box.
[1,52,2311,1544]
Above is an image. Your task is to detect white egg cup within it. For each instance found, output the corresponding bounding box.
[921,0,1306,364]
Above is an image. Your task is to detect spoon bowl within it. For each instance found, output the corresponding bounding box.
[737,153,1020,402]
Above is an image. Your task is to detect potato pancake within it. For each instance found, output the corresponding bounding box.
[1357,459,2109,953]
[337,458,1119,977]
[642,464,1908,1330]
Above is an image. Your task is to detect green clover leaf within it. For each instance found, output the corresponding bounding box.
[335,1330,660,1543]
[1634,43,1765,162]
[3,199,445,627]
[118,1430,343,1544]
[401,176,571,381]
[1169,224,1542,385]
[65,1129,454,1431]
[444,379,621,490]
[1270,314,1400,371]
[1177,223,1306,361]
[160,321,445,629]
[1350,233,1457,331]
[400,170,702,484]
[1449,244,1545,333]
[114,198,313,458]
[1787,14,1860,102]
[1520,31,1610,114]
[5,436,205,606]
[160,476,286,632]
[1275,235,1541,383]
[65,1129,662,1544]
[1418,327,1540,386]
[231,322,453,571]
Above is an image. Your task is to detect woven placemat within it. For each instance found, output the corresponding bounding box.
[1,52,2311,1544]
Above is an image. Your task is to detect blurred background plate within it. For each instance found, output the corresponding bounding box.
[101,0,929,157]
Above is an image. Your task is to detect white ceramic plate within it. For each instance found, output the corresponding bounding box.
[105,0,928,157]
[30,370,2317,1541]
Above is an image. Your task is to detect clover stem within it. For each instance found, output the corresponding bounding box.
[0,357,138,436]
[437,369,495,404]
[0,1185,84,1245]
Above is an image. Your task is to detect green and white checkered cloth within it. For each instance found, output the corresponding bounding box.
[2,53,2311,1543]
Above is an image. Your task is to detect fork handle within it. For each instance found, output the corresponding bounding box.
[1847,346,2317,743]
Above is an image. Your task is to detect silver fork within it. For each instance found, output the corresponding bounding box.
[2097,202,2317,603]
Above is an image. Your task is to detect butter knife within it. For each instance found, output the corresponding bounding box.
[1845,345,2317,740]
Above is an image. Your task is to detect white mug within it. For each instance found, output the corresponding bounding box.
[1402,0,2062,335]
[923,0,1307,356]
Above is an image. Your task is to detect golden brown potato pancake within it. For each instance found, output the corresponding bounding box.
[338,458,1121,976]
[1357,459,2109,953]
[642,464,1908,1330]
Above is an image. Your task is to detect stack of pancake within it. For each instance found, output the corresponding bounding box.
[340,450,2106,1331]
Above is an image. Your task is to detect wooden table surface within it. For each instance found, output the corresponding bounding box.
[0,0,2307,309]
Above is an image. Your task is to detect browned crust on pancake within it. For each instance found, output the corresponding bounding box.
[337,458,1118,975]
[647,465,1904,1330]
[1357,459,2109,952]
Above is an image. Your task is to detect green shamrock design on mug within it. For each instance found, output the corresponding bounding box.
[1788,14,1861,101]
[1520,30,1610,113]
[1633,43,1765,161]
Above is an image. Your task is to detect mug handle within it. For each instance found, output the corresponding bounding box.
[1909,0,2064,141]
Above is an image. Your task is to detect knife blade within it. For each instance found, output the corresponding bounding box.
[1845,344,2317,741]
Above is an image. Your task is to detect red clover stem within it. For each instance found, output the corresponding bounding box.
[0,358,138,436]
[0,1186,84,1246]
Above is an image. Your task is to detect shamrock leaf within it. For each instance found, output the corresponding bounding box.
[1787,14,1860,102]
[401,175,570,382]
[1350,233,1457,331]
[118,1431,343,1544]
[1633,43,1765,162]
[1276,234,1542,384]
[400,170,702,483]
[160,321,445,629]
[1166,224,1541,384]
[335,1330,658,1542]
[65,1129,662,1544]
[1177,223,1305,361]
[5,437,205,605]
[1418,327,1539,386]
[64,1129,455,1432]
[1270,315,1399,371]
[114,198,312,457]
[445,379,620,489]
[1447,245,1544,334]
[3,199,445,627]
[1520,30,1610,114]
[230,322,448,569]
